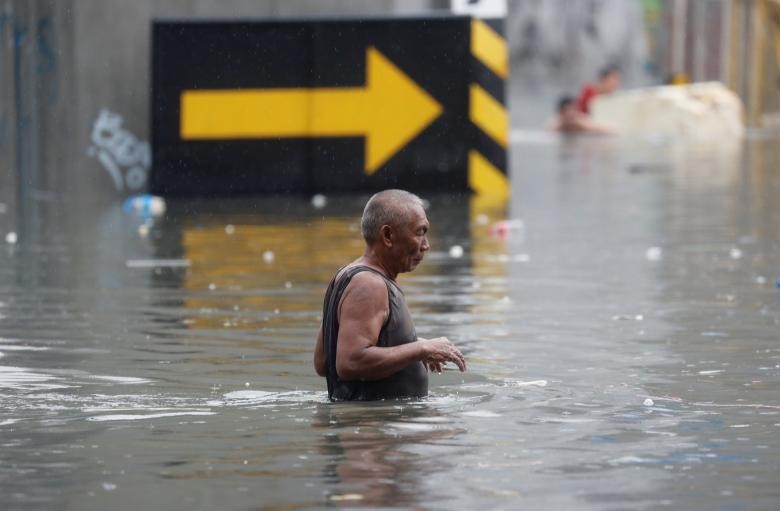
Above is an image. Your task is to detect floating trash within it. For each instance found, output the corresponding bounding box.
[611,314,643,321]
[262,250,275,263]
[126,259,191,268]
[225,224,235,235]
[643,398,654,407]
[311,194,327,208]
[729,247,743,259]
[5,232,17,244]
[448,245,464,258]
[645,246,662,261]
[123,194,166,217]
[490,219,524,238]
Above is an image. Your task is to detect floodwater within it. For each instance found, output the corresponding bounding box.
[1,134,779,510]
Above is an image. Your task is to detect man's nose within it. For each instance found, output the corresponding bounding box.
[421,236,430,252]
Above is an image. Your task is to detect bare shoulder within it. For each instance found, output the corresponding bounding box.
[343,270,388,302]
[338,270,389,317]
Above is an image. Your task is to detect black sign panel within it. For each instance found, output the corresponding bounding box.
[151,17,473,196]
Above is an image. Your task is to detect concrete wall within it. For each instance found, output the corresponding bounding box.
[0,0,436,232]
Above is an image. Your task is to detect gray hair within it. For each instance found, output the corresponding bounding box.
[361,189,425,243]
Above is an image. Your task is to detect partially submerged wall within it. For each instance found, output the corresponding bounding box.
[0,0,433,223]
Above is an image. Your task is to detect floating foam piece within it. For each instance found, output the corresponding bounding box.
[311,194,327,208]
[126,259,191,268]
[592,82,744,143]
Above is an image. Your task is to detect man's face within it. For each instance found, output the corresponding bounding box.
[393,205,430,273]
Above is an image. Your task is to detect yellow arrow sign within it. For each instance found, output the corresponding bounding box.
[180,47,443,175]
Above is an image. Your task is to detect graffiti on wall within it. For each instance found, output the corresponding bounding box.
[87,110,150,192]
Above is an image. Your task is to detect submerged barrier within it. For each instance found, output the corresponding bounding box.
[150,16,509,197]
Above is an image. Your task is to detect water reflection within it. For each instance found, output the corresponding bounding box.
[314,402,462,507]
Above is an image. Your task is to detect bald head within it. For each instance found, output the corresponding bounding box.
[361,190,425,244]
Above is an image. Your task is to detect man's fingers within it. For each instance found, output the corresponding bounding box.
[450,348,466,372]
[452,354,466,372]
[422,338,467,371]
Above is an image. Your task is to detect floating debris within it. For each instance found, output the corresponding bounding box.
[311,194,327,208]
[5,232,17,244]
[645,246,662,261]
[448,245,464,258]
[126,259,191,268]
[490,219,524,238]
[612,314,643,321]
[123,194,166,217]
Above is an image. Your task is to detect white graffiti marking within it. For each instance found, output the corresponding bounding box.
[87,109,150,192]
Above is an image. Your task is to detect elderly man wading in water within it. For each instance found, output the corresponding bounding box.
[313,189,467,401]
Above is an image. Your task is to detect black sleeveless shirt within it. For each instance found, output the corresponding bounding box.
[322,265,428,401]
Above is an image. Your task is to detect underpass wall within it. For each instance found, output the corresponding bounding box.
[0,0,433,225]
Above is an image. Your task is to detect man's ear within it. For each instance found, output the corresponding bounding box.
[380,225,393,247]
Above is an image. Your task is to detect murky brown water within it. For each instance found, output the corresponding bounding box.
[1,135,779,510]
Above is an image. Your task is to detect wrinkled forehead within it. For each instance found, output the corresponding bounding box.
[407,204,429,227]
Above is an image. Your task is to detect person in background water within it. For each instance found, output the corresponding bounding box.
[577,65,622,114]
[313,189,467,401]
[547,96,614,135]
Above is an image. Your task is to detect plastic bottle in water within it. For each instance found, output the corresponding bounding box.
[123,194,166,217]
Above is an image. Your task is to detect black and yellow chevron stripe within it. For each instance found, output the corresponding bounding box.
[469,18,509,200]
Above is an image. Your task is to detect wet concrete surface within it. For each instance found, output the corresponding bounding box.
[1,134,779,510]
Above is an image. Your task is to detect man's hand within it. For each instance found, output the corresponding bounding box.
[419,337,466,373]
